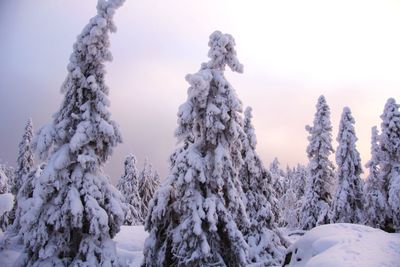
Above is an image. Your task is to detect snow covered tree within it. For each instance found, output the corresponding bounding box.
[300,95,335,230]
[13,119,34,195]
[269,158,285,199]
[16,0,126,265]
[364,126,390,229]
[378,98,400,232]
[138,158,159,217]
[0,169,8,195]
[1,164,45,247]
[117,154,144,225]
[240,107,285,265]
[330,107,364,224]
[142,31,250,267]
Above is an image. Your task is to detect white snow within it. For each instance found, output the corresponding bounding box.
[1,223,399,266]
[0,225,148,267]
[283,223,400,267]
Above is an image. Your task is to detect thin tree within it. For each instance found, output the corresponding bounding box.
[300,95,335,230]
[240,107,285,265]
[364,126,390,229]
[17,0,126,265]
[330,107,364,224]
[138,158,158,217]
[142,31,250,267]
[117,154,144,225]
[13,119,34,195]
[378,98,400,232]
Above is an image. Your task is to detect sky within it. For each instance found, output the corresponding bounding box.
[0,0,400,183]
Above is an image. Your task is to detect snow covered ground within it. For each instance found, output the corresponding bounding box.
[283,223,400,267]
[1,223,399,266]
[0,225,148,267]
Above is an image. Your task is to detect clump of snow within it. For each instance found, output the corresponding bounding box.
[0,194,14,218]
[283,223,400,267]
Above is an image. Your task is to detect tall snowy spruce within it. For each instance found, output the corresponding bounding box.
[117,154,144,225]
[378,98,400,232]
[330,107,364,224]
[240,107,285,265]
[364,126,390,229]
[142,31,250,267]
[13,119,35,195]
[17,0,126,265]
[138,159,159,217]
[300,95,335,230]
[2,119,35,231]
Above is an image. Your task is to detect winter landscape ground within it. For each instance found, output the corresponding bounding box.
[1,0,400,266]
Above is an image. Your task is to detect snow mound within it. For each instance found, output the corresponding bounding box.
[283,223,400,267]
[114,225,148,266]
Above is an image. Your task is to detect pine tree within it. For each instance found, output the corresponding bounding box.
[117,154,144,225]
[300,95,335,230]
[13,119,34,195]
[0,165,11,231]
[17,0,126,265]
[3,119,35,232]
[0,169,8,195]
[142,31,250,267]
[138,158,158,217]
[240,107,285,265]
[330,107,364,224]
[378,98,400,232]
[364,126,390,229]
[269,158,285,199]
[1,164,45,247]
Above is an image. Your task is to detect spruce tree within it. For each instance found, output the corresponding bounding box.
[269,158,285,199]
[300,95,335,230]
[240,107,285,265]
[17,0,126,265]
[364,126,390,229]
[138,158,158,217]
[1,164,45,247]
[142,31,249,267]
[378,98,400,232]
[117,154,144,225]
[330,107,364,224]
[13,119,34,195]
[3,119,35,232]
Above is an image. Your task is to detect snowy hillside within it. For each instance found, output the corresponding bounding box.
[283,223,400,267]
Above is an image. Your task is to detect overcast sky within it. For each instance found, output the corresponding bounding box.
[1,0,400,183]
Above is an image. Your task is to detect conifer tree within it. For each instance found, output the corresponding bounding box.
[13,119,34,195]
[330,107,364,224]
[138,159,158,217]
[17,0,126,265]
[1,164,45,247]
[364,126,390,229]
[117,154,144,225]
[3,119,35,231]
[378,98,400,232]
[142,31,250,267]
[300,95,335,230]
[240,107,285,265]
[269,158,285,199]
